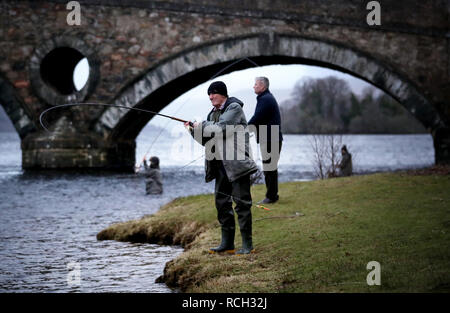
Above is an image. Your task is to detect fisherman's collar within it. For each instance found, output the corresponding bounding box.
[256,89,270,99]
[213,98,227,111]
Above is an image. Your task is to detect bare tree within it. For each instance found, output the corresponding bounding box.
[309,134,343,179]
[310,134,327,179]
[326,134,343,178]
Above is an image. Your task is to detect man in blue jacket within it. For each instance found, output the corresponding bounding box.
[248,77,283,204]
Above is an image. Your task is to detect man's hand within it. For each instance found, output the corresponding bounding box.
[184,121,199,128]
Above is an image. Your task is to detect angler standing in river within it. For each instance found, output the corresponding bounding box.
[143,156,163,195]
[184,81,258,255]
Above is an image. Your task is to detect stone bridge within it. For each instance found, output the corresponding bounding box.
[1,0,449,170]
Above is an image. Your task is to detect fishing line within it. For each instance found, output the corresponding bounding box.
[39,102,191,132]
[39,57,261,169]
[194,180,272,211]
[39,57,267,209]
[139,57,260,168]
[174,132,257,172]
[170,133,270,211]
[176,154,205,171]
[161,165,271,211]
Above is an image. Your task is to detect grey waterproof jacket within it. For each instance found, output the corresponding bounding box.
[143,161,163,194]
[191,97,258,182]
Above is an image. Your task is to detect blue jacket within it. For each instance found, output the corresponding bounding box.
[248,89,283,143]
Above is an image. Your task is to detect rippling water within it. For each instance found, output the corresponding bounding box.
[0,169,193,292]
[0,131,434,292]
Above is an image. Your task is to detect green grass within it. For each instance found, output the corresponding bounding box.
[97,172,450,292]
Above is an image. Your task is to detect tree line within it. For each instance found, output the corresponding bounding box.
[280,76,426,134]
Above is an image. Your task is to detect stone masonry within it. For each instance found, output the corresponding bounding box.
[0,0,449,169]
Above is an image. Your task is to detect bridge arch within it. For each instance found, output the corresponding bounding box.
[0,73,36,139]
[95,33,443,142]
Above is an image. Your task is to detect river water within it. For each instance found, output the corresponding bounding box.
[0,130,434,292]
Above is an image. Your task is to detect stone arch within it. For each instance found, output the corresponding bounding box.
[94,33,443,141]
[0,73,36,139]
[29,35,100,106]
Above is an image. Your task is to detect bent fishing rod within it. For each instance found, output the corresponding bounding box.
[39,102,193,132]
[138,57,260,165]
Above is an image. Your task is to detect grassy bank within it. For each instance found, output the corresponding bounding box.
[97,171,450,292]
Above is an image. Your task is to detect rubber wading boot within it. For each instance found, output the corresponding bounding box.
[235,230,254,255]
[209,228,235,254]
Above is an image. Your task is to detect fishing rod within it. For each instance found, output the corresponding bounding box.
[39,102,193,132]
[39,56,266,192]
[138,57,261,167]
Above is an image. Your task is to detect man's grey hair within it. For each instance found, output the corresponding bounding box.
[255,76,269,89]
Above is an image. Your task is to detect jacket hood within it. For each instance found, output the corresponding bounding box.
[225,96,244,108]
[207,96,244,116]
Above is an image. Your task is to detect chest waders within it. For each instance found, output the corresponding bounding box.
[208,109,254,255]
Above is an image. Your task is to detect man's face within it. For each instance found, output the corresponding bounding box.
[253,80,266,95]
[209,93,226,109]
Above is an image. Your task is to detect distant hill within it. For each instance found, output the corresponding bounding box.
[0,106,15,132]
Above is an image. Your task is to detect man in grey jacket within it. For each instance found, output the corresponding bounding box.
[185,81,258,255]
